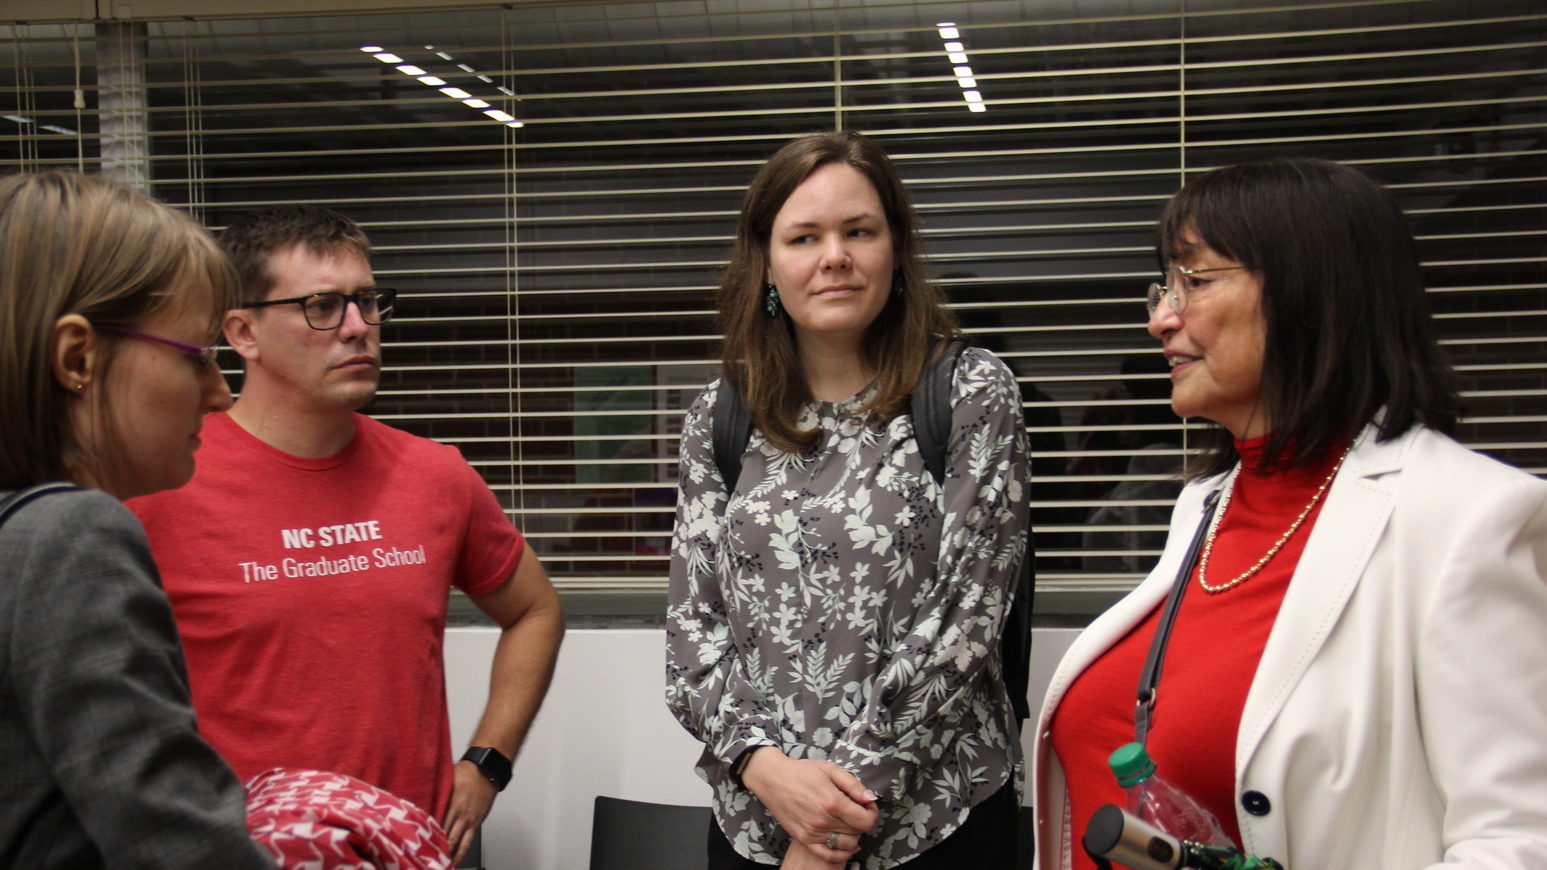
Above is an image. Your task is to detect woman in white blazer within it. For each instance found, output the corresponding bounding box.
[1032,158,1547,870]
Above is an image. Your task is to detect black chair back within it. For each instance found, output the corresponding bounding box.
[589,796,711,870]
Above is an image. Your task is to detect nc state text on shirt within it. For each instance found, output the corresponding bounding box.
[279,520,384,549]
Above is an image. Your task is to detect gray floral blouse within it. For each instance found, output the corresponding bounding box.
[665,346,1031,868]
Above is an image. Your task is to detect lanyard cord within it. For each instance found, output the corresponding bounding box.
[1134,487,1223,745]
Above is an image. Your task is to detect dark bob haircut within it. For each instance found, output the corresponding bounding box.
[1157,157,1459,478]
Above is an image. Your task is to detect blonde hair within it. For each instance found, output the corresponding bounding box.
[0,171,237,488]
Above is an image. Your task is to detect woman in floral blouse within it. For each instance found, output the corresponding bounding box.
[666,130,1031,869]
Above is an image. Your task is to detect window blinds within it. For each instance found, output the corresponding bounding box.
[3,0,1543,621]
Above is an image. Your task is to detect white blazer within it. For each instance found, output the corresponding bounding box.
[1033,423,1547,870]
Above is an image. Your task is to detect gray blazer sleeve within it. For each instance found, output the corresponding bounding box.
[0,488,275,869]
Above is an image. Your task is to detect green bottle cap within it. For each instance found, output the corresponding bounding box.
[1109,742,1157,787]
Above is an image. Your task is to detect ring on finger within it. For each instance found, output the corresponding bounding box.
[824,832,840,850]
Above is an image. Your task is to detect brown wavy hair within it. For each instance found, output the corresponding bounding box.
[718,131,957,452]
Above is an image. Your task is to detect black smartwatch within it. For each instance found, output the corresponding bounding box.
[460,746,513,792]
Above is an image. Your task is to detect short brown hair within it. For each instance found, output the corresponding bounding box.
[0,171,237,488]
[718,131,957,452]
[219,205,371,305]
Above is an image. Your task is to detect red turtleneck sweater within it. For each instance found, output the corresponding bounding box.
[1049,435,1346,863]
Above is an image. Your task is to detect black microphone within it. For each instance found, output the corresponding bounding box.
[1081,804,1287,870]
[1083,804,1186,870]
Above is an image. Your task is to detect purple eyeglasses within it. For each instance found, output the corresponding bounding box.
[98,325,221,369]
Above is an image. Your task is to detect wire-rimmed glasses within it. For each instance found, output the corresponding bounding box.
[239,288,397,331]
[1145,265,1246,315]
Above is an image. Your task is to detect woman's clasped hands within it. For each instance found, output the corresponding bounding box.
[740,748,879,868]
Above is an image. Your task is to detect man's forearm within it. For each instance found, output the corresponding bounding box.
[466,593,564,759]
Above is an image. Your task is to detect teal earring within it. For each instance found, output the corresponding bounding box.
[764,284,781,317]
[892,272,906,297]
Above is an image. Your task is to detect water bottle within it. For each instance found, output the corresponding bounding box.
[1108,742,1236,850]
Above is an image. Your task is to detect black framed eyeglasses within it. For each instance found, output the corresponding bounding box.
[239,288,397,331]
[1145,264,1246,315]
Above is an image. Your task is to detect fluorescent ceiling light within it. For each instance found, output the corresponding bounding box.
[3,114,34,124]
[936,28,982,112]
[363,44,520,132]
[41,124,77,134]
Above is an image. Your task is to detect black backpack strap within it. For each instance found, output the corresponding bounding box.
[910,339,967,487]
[712,377,753,494]
[0,482,81,526]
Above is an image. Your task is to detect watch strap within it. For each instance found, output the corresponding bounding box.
[460,746,512,792]
[729,745,763,787]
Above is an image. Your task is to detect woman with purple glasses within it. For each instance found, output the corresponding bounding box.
[0,171,274,869]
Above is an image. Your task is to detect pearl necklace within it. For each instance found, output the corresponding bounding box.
[1197,441,1354,594]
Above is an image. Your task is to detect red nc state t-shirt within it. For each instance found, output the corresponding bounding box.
[129,412,523,818]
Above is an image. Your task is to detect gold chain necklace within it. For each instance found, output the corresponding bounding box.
[1197,442,1354,594]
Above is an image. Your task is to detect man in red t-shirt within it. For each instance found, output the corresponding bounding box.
[129,206,564,865]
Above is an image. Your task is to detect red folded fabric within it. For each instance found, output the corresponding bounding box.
[245,768,452,870]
